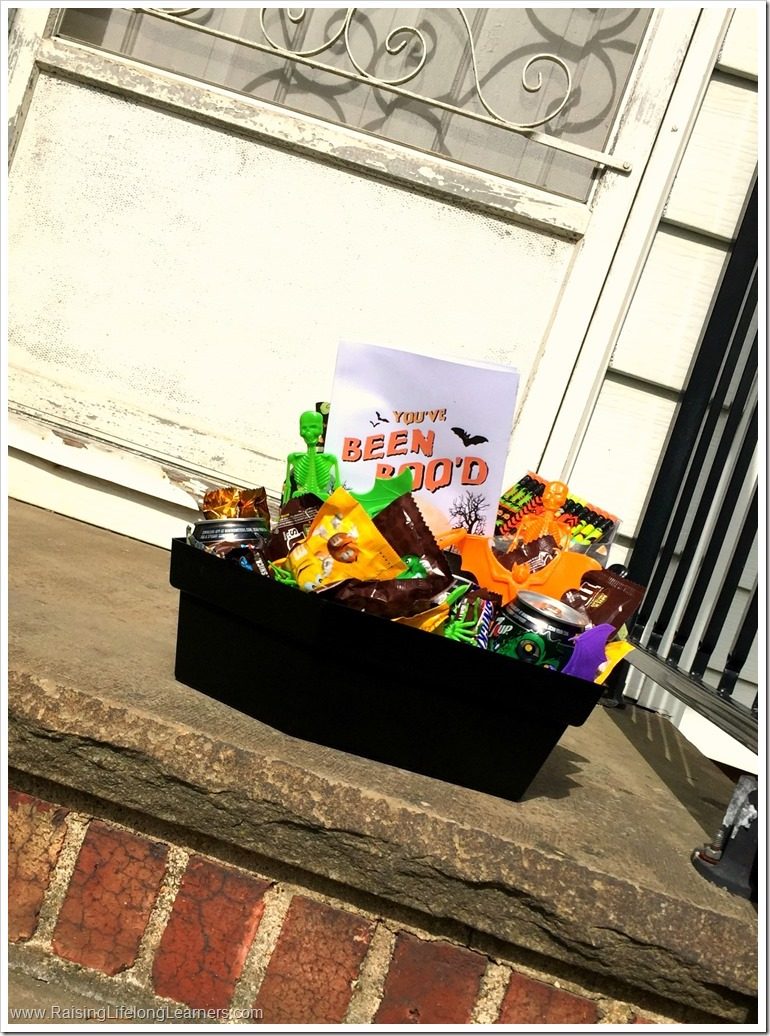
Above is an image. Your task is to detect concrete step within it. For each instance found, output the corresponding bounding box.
[7,498,759,1023]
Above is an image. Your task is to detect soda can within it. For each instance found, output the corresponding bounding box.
[187,517,271,576]
[489,590,587,671]
[190,517,269,548]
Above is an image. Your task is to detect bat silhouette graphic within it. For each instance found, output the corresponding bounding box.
[370,410,390,428]
[451,427,488,447]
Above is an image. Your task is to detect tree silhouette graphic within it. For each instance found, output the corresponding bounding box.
[449,490,488,534]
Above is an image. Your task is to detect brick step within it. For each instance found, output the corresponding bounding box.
[9,788,656,1026]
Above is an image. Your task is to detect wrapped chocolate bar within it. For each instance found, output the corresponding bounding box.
[561,566,645,633]
[325,491,454,619]
[443,586,501,648]
[265,494,323,563]
[187,521,271,577]
[203,540,271,576]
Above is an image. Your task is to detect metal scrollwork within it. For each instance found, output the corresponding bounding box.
[458,9,572,131]
[144,7,200,15]
[132,7,631,172]
[257,8,429,86]
[259,8,346,60]
[343,12,429,87]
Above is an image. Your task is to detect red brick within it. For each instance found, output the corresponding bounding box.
[52,820,167,975]
[374,932,486,1024]
[253,896,373,1024]
[8,791,69,941]
[152,856,269,1010]
[497,972,599,1024]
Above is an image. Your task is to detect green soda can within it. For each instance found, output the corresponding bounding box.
[489,590,588,671]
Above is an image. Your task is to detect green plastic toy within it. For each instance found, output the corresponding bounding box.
[443,599,481,645]
[270,561,297,587]
[397,554,428,579]
[351,468,414,517]
[282,410,341,505]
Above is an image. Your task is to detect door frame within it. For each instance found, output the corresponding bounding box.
[6,8,727,547]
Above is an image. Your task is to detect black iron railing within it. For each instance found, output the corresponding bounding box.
[609,178,759,754]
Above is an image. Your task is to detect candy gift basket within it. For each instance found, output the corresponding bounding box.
[170,397,644,803]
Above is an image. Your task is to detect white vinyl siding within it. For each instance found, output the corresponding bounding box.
[608,229,729,391]
[664,75,758,240]
[715,4,759,79]
[562,8,759,739]
[569,15,757,542]
[567,381,678,544]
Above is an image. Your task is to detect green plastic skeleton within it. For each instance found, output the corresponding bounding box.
[282,410,341,505]
[443,598,481,645]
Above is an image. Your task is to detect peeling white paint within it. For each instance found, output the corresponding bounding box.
[32,36,590,239]
[8,73,574,506]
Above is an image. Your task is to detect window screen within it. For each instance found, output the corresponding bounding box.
[58,7,651,201]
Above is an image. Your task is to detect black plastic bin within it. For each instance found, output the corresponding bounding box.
[170,538,604,802]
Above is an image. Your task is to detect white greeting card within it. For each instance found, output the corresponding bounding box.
[324,341,520,537]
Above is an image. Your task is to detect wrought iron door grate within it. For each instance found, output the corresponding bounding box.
[617,178,758,752]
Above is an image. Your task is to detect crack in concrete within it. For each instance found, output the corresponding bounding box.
[8,688,757,1020]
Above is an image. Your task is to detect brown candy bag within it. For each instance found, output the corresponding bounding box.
[265,494,322,562]
[325,493,453,619]
[493,535,560,574]
[373,493,452,582]
[561,567,645,632]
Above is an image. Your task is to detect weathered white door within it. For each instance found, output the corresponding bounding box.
[6,8,726,547]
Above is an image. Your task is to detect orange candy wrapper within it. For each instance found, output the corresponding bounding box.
[281,487,405,592]
[202,486,270,525]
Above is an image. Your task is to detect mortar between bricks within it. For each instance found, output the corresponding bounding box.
[8,788,741,1025]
